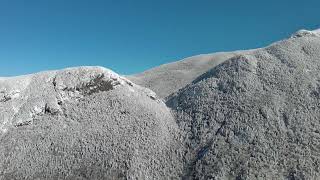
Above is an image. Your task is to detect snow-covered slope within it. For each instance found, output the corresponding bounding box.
[167,32,320,179]
[127,51,247,98]
[0,67,183,179]
[131,28,320,179]
[312,28,320,34]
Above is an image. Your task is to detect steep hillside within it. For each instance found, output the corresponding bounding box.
[167,29,320,179]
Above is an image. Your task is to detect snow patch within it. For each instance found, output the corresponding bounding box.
[312,28,320,35]
[291,29,320,38]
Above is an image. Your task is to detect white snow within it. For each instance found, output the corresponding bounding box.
[313,28,320,34]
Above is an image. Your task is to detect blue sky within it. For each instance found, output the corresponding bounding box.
[0,0,319,76]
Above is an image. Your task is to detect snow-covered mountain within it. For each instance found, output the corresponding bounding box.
[1,28,320,179]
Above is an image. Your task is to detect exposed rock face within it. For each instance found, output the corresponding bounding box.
[1,29,320,179]
[0,67,183,179]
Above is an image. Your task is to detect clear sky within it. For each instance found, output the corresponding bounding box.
[0,0,319,76]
